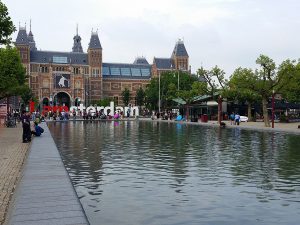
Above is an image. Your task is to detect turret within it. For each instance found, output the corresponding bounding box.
[72,25,83,53]
[87,30,103,103]
[88,30,102,69]
[171,39,189,71]
[15,26,30,64]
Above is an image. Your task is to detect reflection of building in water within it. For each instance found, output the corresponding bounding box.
[15,23,190,107]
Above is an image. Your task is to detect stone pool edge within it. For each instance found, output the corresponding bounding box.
[5,122,90,225]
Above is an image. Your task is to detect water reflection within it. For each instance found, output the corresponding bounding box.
[48,121,300,225]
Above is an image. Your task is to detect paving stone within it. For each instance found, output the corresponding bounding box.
[0,125,30,225]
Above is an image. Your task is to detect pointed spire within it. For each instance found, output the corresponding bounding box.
[27,20,37,51]
[72,24,83,53]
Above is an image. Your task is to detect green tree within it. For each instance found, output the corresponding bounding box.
[0,0,15,45]
[121,88,131,106]
[226,68,260,121]
[197,65,227,98]
[0,47,27,100]
[254,55,294,127]
[280,61,300,103]
[135,87,145,106]
[20,87,33,105]
[145,71,198,110]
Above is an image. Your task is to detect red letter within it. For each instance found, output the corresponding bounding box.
[29,101,35,113]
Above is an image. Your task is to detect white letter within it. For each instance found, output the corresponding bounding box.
[131,106,139,116]
[78,103,85,112]
[86,106,96,114]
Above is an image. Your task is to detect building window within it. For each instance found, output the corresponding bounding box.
[22,53,27,59]
[73,67,80,74]
[110,67,120,76]
[30,64,39,72]
[92,68,100,77]
[83,67,89,75]
[55,67,65,71]
[40,66,48,73]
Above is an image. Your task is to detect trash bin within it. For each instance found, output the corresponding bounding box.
[201,114,208,123]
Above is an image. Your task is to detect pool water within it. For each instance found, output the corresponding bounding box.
[48,121,300,225]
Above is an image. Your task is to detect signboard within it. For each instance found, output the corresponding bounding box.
[54,73,70,88]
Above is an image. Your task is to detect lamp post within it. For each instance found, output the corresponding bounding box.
[158,72,161,114]
[272,90,275,128]
[177,69,180,91]
[218,95,222,125]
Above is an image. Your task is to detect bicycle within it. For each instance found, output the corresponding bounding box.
[5,115,17,128]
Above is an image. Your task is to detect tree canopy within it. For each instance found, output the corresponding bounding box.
[0,47,28,100]
[121,88,131,106]
[0,0,15,45]
[145,71,201,110]
[135,87,145,107]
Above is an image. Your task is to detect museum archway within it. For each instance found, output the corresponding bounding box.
[53,92,71,108]
[75,97,81,107]
[42,97,49,106]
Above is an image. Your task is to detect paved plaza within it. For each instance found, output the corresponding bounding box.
[0,125,29,225]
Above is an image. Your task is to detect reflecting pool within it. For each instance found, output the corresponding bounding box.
[48,121,300,225]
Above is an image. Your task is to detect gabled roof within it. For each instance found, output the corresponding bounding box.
[153,58,173,70]
[30,50,88,65]
[15,27,29,45]
[88,32,102,49]
[172,39,188,57]
[133,57,149,65]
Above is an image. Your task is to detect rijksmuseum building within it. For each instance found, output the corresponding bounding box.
[15,25,190,107]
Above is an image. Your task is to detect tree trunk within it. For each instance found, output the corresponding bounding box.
[262,97,270,127]
[186,104,189,122]
[247,102,252,122]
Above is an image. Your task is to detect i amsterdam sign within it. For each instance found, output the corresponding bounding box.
[29,101,139,116]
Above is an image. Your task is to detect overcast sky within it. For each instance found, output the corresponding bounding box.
[4,0,300,76]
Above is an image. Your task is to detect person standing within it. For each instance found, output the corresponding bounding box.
[230,112,235,125]
[21,111,31,143]
[235,113,240,126]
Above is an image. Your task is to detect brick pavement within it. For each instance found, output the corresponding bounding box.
[0,125,30,225]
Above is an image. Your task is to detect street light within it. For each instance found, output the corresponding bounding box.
[171,64,180,93]
[272,90,275,128]
[177,68,180,91]
[158,72,161,114]
[218,95,222,125]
